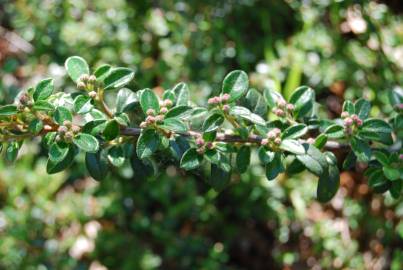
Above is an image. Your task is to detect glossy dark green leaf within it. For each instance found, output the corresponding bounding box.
[47,145,76,174]
[103,120,120,141]
[361,118,392,133]
[28,119,44,134]
[244,88,267,116]
[53,107,72,125]
[0,105,18,116]
[173,82,189,106]
[107,145,125,167]
[281,124,307,139]
[351,137,371,162]
[280,139,305,155]
[33,78,54,101]
[5,141,21,163]
[383,166,400,181]
[343,151,356,170]
[103,67,135,90]
[139,88,160,114]
[258,147,275,164]
[131,154,155,179]
[208,164,231,191]
[324,124,344,139]
[74,95,93,114]
[265,153,284,180]
[85,150,109,181]
[165,105,192,119]
[317,164,339,203]
[354,98,370,119]
[289,86,315,118]
[160,118,187,133]
[342,100,354,114]
[373,151,389,166]
[94,64,112,81]
[314,134,328,149]
[202,113,224,133]
[136,129,160,159]
[229,106,265,125]
[236,146,250,173]
[180,148,203,170]
[65,56,89,82]
[33,100,54,111]
[222,70,249,102]
[296,144,328,176]
[263,88,283,108]
[49,142,70,163]
[116,88,138,113]
[390,180,402,199]
[73,133,99,153]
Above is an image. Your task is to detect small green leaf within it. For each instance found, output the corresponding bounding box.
[73,133,99,153]
[0,105,18,116]
[263,88,283,108]
[103,120,120,141]
[354,98,371,119]
[139,88,160,114]
[265,153,284,180]
[104,67,135,90]
[33,78,54,101]
[383,167,400,181]
[222,70,249,102]
[165,105,192,119]
[390,180,402,199]
[86,150,109,181]
[173,82,189,106]
[314,134,328,149]
[53,107,72,125]
[317,164,339,203]
[131,153,155,179]
[373,151,389,166]
[65,56,89,82]
[296,144,328,176]
[324,124,344,139]
[160,118,187,133]
[202,113,224,133]
[107,145,125,167]
[368,170,388,189]
[33,100,54,111]
[289,86,315,118]
[229,106,265,125]
[280,139,305,155]
[343,151,356,170]
[180,148,203,170]
[258,147,275,165]
[361,118,392,133]
[47,145,76,174]
[74,95,93,114]
[281,124,307,139]
[116,88,137,113]
[244,88,267,116]
[28,119,44,134]
[5,142,21,163]
[136,129,160,159]
[94,64,112,81]
[236,146,250,173]
[49,142,70,163]
[342,100,354,114]
[208,164,231,191]
[351,137,371,162]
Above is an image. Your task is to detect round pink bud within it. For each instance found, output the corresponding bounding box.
[273,128,281,135]
[213,96,221,104]
[267,131,276,139]
[356,119,363,126]
[341,111,349,118]
[196,137,205,146]
[146,109,156,116]
[140,121,147,128]
[79,74,90,82]
[207,98,215,105]
[57,126,68,134]
[351,114,359,121]
[277,99,286,108]
[222,104,230,112]
[63,120,72,128]
[274,138,282,145]
[77,82,86,90]
[64,131,74,140]
[307,138,315,144]
[88,75,97,83]
[88,91,97,98]
[206,142,214,149]
[221,93,231,102]
[160,107,168,114]
[261,138,269,146]
[71,125,81,133]
[146,116,155,123]
[344,117,353,126]
[196,147,205,155]
[163,99,173,107]
[155,115,164,123]
[286,103,294,111]
[399,154,403,160]
[275,109,285,117]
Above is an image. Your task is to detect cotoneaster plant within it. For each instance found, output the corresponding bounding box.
[0,56,401,202]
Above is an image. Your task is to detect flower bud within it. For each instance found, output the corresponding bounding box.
[213,96,221,104]
[146,116,155,124]
[63,120,72,128]
[88,75,97,83]
[19,93,30,105]
[88,91,97,99]
[273,128,281,136]
[222,104,230,112]
[351,114,359,121]
[140,121,147,128]
[341,111,349,118]
[79,74,90,82]
[221,93,231,102]
[160,107,168,114]
[206,142,214,149]
[71,125,81,133]
[286,103,294,111]
[64,131,74,141]
[146,109,156,116]
[207,98,215,105]
[356,119,363,126]
[277,99,286,108]
[155,114,164,123]
[77,82,86,90]
[400,154,403,160]
[163,99,173,107]
[307,138,315,144]
[274,108,285,117]
[261,138,269,146]
[196,137,205,146]
[274,137,282,145]
[57,126,68,135]
[267,131,276,139]
[344,117,353,126]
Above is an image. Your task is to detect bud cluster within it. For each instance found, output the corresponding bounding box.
[76,74,98,91]
[194,135,213,154]
[17,93,33,111]
[55,120,80,143]
[341,111,362,135]
[261,128,282,147]
[139,99,173,129]
[272,99,294,118]
[208,93,231,112]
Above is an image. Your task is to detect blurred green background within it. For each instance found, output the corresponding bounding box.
[0,0,402,269]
